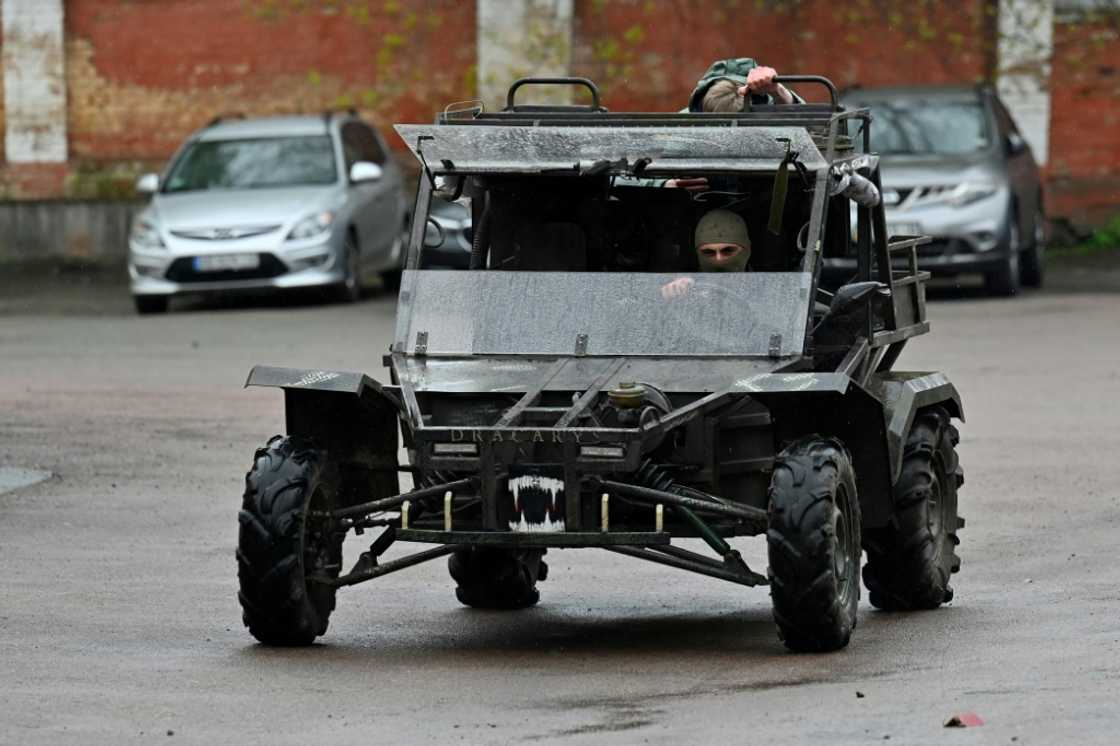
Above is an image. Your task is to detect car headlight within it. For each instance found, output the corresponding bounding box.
[945,182,997,207]
[130,219,165,250]
[287,211,335,240]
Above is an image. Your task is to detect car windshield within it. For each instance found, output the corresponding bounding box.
[854,99,990,156]
[395,270,810,357]
[163,136,337,192]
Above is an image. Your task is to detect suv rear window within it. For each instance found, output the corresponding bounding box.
[164,136,337,192]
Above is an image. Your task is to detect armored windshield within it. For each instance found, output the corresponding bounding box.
[394,270,810,357]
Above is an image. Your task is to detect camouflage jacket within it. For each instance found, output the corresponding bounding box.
[687,57,802,112]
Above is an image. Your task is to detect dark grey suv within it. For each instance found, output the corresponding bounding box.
[825,85,1045,295]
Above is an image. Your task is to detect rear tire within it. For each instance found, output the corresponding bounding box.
[237,436,343,645]
[863,406,963,611]
[767,437,861,652]
[449,547,546,609]
[134,295,169,315]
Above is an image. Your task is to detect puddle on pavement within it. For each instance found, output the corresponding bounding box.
[0,468,52,494]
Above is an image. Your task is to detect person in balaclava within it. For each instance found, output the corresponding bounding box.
[661,209,751,299]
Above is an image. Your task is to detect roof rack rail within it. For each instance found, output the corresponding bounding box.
[436,74,843,127]
[322,108,360,123]
[206,112,246,127]
[504,76,607,113]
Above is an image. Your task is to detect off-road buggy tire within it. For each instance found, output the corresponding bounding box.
[862,406,963,611]
[449,547,547,610]
[237,436,343,645]
[767,437,861,652]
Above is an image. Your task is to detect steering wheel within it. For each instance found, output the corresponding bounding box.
[693,190,750,203]
[659,279,758,350]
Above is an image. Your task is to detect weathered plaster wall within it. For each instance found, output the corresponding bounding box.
[2,0,67,163]
[997,0,1053,165]
[478,0,573,110]
[0,199,140,264]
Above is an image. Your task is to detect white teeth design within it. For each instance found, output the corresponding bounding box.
[508,515,566,533]
[509,475,565,533]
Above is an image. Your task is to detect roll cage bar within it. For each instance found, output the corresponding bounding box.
[405,75,928,367]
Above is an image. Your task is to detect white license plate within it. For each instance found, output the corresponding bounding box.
[886,222,922,238]
[193,253,260,271]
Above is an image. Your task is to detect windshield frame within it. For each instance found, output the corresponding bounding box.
[160,134,341,194]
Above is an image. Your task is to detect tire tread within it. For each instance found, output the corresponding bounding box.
[767,437,861,652]
[237,436,341,645]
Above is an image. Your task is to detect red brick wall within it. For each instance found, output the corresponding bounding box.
[572,0,994,110]
[1047,16,1120,227]
[63,0,474,162]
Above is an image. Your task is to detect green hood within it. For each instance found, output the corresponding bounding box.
[688,57,762,112]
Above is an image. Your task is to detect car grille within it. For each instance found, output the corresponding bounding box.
[165,254,288,283]
[169,225,282,241]
[917,238,978,258]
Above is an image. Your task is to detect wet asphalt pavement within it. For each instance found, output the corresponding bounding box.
[1,279,1118,744]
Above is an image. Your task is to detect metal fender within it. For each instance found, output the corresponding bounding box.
[245,365,403,505]
[864,371,964,482]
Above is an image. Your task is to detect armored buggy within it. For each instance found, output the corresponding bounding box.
[237,77,965,651]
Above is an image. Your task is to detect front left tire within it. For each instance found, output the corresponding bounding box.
[767,437,862,652]
[237,436,343,645]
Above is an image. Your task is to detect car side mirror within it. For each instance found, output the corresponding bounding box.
[422,217,445,249]
[1005,132,1027,157]
[349,161,383,183]
[136,173,159,194]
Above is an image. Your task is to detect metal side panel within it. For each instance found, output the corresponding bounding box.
[245,364,385,396]
[732,371,852,395]
[865,371,964,482]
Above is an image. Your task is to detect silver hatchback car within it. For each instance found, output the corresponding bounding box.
[128,113,408,313]
[825,85,1045,296]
